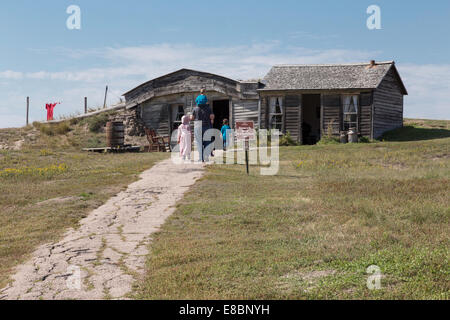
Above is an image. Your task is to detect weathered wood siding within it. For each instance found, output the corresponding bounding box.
[321,92,373,137]
[126,70,263,141]
[141,102,170,137]
[126,66,406,144]
[373,67,404,138]
[322,94,341,135]
[359,92,373,137]
[259,97,269,129]
[125,70,240,106]
[232,99,259,128]
[285,95,301,141]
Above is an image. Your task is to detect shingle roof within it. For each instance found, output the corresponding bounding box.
[261,61,407,94]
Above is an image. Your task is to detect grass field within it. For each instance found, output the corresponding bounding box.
[0,119,448,299]
[0,123,168,289]
[136,120,449,300]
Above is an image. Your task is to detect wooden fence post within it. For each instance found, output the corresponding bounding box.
[26,97,29,126]
[84,97,87,114]
[103,86,108,109]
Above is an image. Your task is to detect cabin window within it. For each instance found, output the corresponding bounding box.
[342,95,358,131]
[171,104,185,131]
[269,97,284,132]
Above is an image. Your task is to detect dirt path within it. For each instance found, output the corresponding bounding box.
[0,159,204,300]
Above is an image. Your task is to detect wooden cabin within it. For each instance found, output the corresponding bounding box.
[123,60,407,144]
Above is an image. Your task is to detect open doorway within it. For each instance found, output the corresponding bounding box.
[302,94,321,144]
[212,100,230,130]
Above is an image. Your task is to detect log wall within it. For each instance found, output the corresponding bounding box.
[285,95,301,142]
[373,67,404,138]
[322,94,341,135]
[232,99,260,129]
[359,92,373,138]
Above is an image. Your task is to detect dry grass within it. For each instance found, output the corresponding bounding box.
[0,123,168,288]
[136,120,449,300]
[36,122,71,136]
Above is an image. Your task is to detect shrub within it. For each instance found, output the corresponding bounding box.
[32,121,42,129]
[39,124,55,136]
[55,122,71,134]
[317,136,340,145]
[359,136,371,143]
[39,121,71,136]
[255,130,299,147]
[317,121,339,145]
[280,131,298,146]
[82,113,110,132]
[69,117,79,125]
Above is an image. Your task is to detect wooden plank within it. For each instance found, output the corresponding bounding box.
[372,67,404,138]
[298,94,302,143]
[285,95,300,140]
[320,94,324,138]
[233,100,259,125]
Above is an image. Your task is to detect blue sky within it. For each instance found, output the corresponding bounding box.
[1,0,449,127]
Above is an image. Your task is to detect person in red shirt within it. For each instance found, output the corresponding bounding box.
[46,102,60,121]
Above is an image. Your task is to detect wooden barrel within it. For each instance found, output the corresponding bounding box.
[106,121,124,148]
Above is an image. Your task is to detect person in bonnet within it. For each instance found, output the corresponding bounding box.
[177,115,192,161]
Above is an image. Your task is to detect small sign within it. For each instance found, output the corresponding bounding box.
[235,121,255,141]
[235,121,254,175]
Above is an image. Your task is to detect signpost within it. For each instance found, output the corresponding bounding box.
[235,121,255,175]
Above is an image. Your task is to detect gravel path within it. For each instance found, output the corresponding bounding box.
[0,159,204,300]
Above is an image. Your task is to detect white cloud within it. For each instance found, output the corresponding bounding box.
[398,64,450,119]
[102,43,378,80]
[0,70,23,80]
[3,43,378,83]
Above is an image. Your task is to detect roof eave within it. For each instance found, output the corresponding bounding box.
[271,61,395,68]
[257,87,375,92]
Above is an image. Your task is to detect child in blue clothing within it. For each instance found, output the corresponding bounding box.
[221,119,231,150]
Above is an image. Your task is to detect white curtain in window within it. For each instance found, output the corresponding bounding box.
[269,97,284,113]
[278,97,284,114]
[343,95,352,113]
[269,97,283,129]
[269,97,277,114]
[352,95,358,114]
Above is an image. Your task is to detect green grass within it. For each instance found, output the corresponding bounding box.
[382,119,450,142]
[135,120,449,300]
[0,123,168,288]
